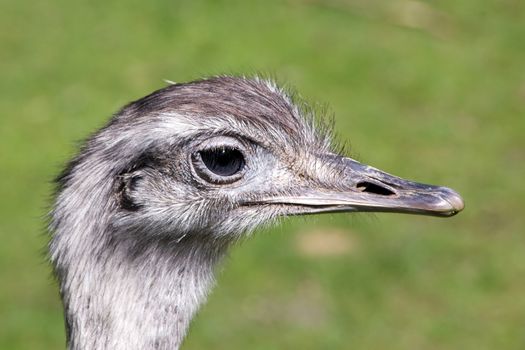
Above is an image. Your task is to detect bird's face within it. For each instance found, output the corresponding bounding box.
[186,134,464,235]
[110,77,463,240]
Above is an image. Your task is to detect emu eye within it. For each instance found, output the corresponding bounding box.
[193,146,246,184]
[200,147,245,176]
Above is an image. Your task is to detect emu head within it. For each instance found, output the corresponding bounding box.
[53,77,463,253]
[50,76,464,350]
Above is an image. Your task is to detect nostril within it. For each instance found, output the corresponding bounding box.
[356,181,396,196]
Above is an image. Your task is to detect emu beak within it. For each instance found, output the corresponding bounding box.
[263,156,464,217]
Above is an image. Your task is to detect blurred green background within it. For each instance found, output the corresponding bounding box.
[1,0,524,349]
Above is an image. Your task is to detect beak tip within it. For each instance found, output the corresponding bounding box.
[441,187,465,216]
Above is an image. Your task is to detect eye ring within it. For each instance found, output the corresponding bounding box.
[191,145,247,184]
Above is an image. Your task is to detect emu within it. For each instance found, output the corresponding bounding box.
[49,76,464,349]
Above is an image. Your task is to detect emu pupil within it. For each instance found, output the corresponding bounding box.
[199,147,245,177]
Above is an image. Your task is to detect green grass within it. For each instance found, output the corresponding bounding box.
[1,0,524,349]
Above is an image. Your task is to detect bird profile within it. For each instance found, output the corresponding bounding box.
[49,76,464,350]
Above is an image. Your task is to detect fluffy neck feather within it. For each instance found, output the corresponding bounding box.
[61,237,226,350]
[51,160,230,350]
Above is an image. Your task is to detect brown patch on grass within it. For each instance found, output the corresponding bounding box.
[294,0,456,39]
[241,280,330,328]
[295,227,358,257]
[387,1,455,38]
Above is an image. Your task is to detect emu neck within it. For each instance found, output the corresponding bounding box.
[61,236,228,350]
